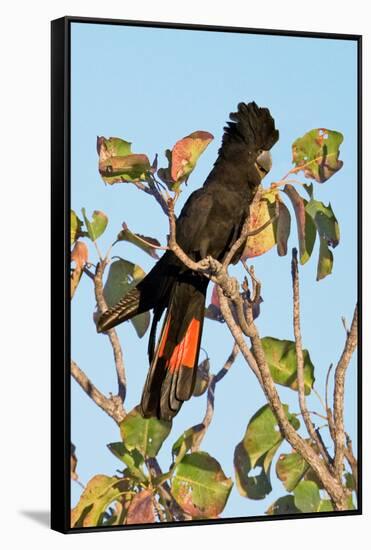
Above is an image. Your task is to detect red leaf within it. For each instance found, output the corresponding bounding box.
[71,241,88,268]
[126,489,155,525]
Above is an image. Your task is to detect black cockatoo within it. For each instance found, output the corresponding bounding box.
[97,102,279,420]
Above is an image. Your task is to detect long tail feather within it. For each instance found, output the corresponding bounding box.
[140,280,206,420]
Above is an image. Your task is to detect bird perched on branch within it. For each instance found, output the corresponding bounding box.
[97,102,279,420]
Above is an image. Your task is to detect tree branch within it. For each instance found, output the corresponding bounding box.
[146,457,189,521]
[95,261,127,403]
[71,360,125,424]
[131,178,169,216]
[333,305,358,479]
[165,199,350,510]
[291,248,333,469]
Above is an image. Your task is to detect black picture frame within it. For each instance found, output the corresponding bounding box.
[51,16,362,534]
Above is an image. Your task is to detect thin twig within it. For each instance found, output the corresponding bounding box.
[312,387,327,414]
[82,266,95,281]
[345,433,358,492]
[71,360,125,424]
[146,458,188,521]
[291,248,332,468]
[95,261,127,402]
[325,363,334,414]
[293,411,329,421]
[327,409,358,491]
[333,305,358,479]
[130,179,169,216]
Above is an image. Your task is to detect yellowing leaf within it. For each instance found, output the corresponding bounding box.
[276,451,310,492]
[171,451,232,519]
[171,131,213,183]
[243,189,277,259]
[97,136,151,184]
[292,128,344,183]
[71,210,83,245]
[158,131,213,191]
[71,475,129,528]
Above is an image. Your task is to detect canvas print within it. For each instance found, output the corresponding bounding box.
[56,18,360,531]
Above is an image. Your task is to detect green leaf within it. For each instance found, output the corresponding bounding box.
[97,136,151,184]
[318,499,334,512]
[305,199,340,246]
[305,199,340,281]
[344,472,356,491]
[107,442,147,483]
[293,480,321,513]
[120,406,172,458]
[172,424,206,465]
[266,495,300,515]
[103,259,150,338]
[243,403,300,468]
[346,494,355,510]
[116,222,161,259]
[158,131,213,191]
[276,451,310,492]
[234,404,300,500]
[81,208,108,241]
[131,313,151,339]
[71,475,129,528]
[171,451,232,519]
[104,259,145,308]
[284,184,316,265]
[276,199,291,256]
[292,128,344,183]
[234,441,273,500]
[261,337,315,395]
[303,183,314,199]
[98,136,132,157]
[303,467,324,489]
[317,238,334,281]
[71,210,84,245]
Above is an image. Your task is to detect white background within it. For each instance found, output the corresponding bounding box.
[0,0,369,548]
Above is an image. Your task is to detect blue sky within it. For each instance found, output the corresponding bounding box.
[70,21,358,520]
